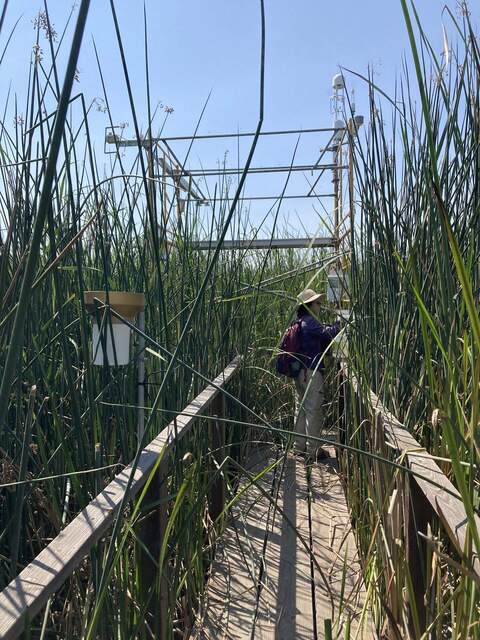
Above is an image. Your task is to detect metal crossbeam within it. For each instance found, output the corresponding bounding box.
[167,164,347,178]
[190,237,335,250]
[159,126,343,141]
[200,193,334,202]
[106,126,344,146]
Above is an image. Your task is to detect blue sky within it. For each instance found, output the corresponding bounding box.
[1,1,477,237]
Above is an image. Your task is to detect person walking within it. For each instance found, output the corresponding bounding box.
[294,288,340,459]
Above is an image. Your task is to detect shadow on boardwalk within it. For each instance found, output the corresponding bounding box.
[192,446,375,639]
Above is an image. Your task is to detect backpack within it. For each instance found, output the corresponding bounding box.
[276,320,305,378]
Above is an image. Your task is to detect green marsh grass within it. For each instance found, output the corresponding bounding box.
[5,1,479,638]
[0,3,342,637]
[342,3,480,637]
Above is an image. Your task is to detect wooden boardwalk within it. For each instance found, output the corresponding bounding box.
[192,448,373,639]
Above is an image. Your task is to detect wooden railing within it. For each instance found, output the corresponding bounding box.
[343,367,480,634]
[0,357,241,640]
[366,387,479,569]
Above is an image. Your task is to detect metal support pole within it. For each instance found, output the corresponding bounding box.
[137,311,145,443]
[146,140,156,227]
[161,151,168,232]
[174,165,184,234]
[347,114,363,251]
[339,146,343,242]
[348,133,354,248]
[333,143,340,252]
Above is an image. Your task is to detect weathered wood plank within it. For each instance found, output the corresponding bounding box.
[192,449,373,639]
[254,454,314,639]
[0,358,241,640]
[191,452,274,638]
[306,453,372,637]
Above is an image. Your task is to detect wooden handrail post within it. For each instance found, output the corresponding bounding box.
[138,460,169,639]
[159,465,169,640]
[209,393,226,525]
[404,474,429,632]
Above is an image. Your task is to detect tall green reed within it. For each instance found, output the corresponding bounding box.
[343,3,480,637]
[0,3,337,637]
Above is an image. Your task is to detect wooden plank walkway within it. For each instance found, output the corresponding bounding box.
[192,448,374,639]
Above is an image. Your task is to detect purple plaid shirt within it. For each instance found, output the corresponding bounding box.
[299,315,340,370]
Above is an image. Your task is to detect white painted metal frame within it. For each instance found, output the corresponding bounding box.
[190,237,336,250]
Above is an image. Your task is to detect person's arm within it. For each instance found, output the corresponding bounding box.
[322,320,341,340]
[304,316,340,339]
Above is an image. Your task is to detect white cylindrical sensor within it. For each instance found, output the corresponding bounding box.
[84,291,145,367]
[92,322,131,366]
[332,73,345,90]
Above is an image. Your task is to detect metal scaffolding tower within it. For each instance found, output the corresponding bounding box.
[104,77,363,255]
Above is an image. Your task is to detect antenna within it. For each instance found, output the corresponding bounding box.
[331,73,345,144]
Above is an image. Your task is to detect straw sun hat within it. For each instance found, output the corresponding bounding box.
[297,288,323,306]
